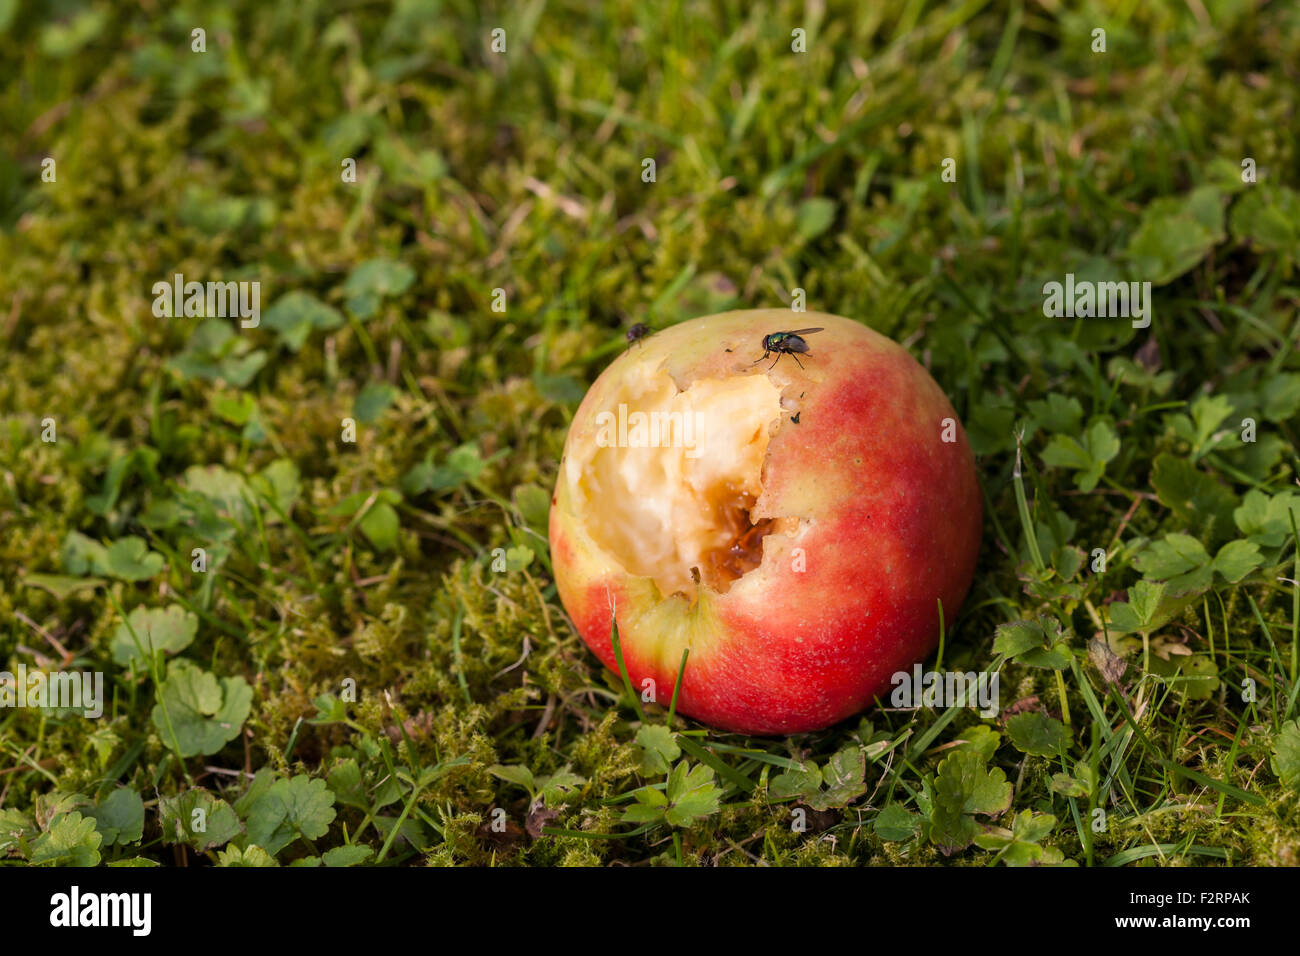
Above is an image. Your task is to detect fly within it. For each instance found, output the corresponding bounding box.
[753,328,824,370]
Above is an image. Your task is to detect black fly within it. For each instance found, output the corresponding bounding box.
[626,323,650,348]
[752,328,824,370]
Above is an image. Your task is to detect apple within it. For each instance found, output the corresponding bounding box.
[548,309,982,735]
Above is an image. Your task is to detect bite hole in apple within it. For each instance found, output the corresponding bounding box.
[568,368,798,598]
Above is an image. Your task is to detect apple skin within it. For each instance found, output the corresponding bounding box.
[549,309,982,735]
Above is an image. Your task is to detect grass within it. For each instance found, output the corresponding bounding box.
[1,0,1299,867]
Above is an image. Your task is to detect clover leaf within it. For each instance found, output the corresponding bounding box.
[30,811,102,867]
[151,660,252,757]
[262,290,344,351]
[874,803,922,842]
[1234,489,1300,548]
[87,788,145,846]
[634,725,680,776]
[1273,720,1300,791]
[243,775,338,856]
[622,761,720,828]
[342,258,415,319]
[973,809,1068,865]
[929,751,1012,854]
[62,532,164,581]
[159,789,243,851]
[111,604,198,668]
[1006,712,1070,757]
[807,746,868,811]
[1041,420,1119,492]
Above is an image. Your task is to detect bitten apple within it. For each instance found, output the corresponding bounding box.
[548,310,981,735]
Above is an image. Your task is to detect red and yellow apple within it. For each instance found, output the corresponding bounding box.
[548,309,981,735]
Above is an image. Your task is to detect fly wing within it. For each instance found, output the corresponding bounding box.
[785,327,824,335]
